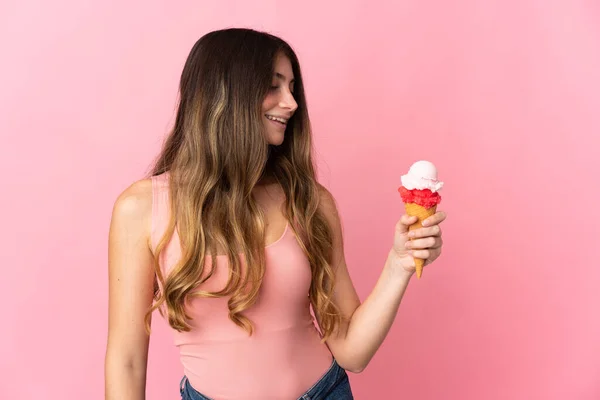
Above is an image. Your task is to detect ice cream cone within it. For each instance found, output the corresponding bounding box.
[399,160,443,279]
[404,202,437,278]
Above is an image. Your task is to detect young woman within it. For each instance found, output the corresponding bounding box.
[105,28,446,400]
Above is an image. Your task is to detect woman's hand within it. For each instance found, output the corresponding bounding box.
[390,211,447,276]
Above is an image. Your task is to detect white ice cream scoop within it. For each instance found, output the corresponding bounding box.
[401,160,444,192]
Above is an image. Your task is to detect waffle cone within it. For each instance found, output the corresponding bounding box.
[404,203,437,278]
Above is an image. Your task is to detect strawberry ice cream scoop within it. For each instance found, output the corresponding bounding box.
[398,187,441,208]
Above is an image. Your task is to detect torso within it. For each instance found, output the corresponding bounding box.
[146,171,333,399]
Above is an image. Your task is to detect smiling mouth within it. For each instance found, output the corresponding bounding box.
[265,114,288,126]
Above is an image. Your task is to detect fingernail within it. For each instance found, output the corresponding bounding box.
[422,220,428,226]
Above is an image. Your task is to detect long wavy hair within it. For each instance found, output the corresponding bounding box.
[145,28,342,341]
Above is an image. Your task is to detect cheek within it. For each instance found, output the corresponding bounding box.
[262,117,274,138]
[262,94,277,112]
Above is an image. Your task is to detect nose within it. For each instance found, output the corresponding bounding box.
[279,90,298,113]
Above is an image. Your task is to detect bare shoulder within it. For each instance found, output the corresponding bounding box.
[114,178,153,212]
[111,178,154,247]
[317,183,341,221]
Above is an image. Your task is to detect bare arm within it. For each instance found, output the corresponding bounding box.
[316,188,415,374]
[105,179,156,399]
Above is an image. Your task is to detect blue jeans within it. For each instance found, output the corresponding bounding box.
[179,359,354,400]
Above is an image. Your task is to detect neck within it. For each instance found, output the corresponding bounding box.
[257,175,277,187]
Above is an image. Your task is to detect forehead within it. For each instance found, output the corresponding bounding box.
[273,54,294,81]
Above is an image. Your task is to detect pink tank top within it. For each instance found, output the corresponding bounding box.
[150,172,333,399]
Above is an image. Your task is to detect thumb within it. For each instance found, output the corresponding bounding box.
[397,214,418,234]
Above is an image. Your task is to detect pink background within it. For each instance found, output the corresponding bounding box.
[1,1,599,399]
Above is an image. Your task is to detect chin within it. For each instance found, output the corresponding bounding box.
[267,134,285,146]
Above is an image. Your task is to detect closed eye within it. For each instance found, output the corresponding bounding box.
[270,85,295,94]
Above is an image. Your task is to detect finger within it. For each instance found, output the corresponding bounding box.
[410,249,430,260]
[401,214,418,226]
[422,211,447,227]
[408,225,441,239]
[424,252,438,266]
[405,237,437,250]
[407,237,443,250]
[423,248,442,265]
[397,215,418,234]
[428,248,442,263]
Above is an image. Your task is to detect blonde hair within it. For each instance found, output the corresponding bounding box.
[145,28,342,341]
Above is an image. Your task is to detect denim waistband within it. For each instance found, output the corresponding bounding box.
[180,358,353,400]
[298,359,352,400]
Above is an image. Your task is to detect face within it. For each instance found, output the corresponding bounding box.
[261,53,298,146]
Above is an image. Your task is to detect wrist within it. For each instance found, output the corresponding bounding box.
[386,250,414,280]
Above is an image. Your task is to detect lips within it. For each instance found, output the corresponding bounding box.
[265,114,289,125]
[269,119,286,126]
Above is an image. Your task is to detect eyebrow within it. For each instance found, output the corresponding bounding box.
[274,72,295,84]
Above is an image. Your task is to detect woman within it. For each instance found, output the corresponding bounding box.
[105,28,446,400]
